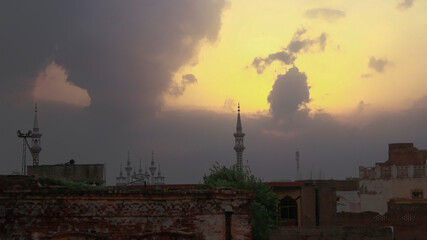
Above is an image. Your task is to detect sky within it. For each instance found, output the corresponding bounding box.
[1,0,427,185]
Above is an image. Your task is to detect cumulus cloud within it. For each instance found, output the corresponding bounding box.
[252,28,327,74]
[368,57,390,73]
[397,0,415,10]
[267,67,310,120]
[169,74,198,96]
[305,8,346,22]
[33,62,91,107]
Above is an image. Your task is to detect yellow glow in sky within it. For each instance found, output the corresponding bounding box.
[164,0,427,117]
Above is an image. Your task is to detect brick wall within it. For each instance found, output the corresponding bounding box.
[270,226,393,240]
[0,176,253,240]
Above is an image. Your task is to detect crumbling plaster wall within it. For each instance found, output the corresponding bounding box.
[359,178,427,214]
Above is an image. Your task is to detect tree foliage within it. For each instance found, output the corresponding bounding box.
[202,163,277,240]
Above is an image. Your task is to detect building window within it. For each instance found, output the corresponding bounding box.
[412,190,423,199]
[279,196,298,225]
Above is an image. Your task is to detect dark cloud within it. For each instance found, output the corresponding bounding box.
[251,28,327,74]
[368,57,390,73]
[267,67,310,121]
[252,52,295,74]
[397,0,415,10]
[0,1,227,184]
[305,8,346,22]
[287,29,328,54]
[169,74,198,96]
[0,1,226,117]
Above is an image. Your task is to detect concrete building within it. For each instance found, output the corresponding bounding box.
[27,161,105,185]
[357,143,427,214]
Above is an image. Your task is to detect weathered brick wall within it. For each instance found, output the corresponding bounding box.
[0,176,252,240]
[270,226,393,240]
[336,200,427,240]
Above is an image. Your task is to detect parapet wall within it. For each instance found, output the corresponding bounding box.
[0,175,253,240]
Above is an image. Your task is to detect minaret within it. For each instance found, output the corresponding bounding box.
[233,103,245,170]
[149,151,157,184]
[145,164,150,180]
[138,157,143,173]
[155,163,165,185]
[116,163,127,186]
[125,151,132,184]
[30,104,42,165]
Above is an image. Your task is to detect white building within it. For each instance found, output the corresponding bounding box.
[116,151,165,186]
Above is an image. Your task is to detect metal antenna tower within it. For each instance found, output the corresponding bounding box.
[17,130,34,175]
[296,150,302,180]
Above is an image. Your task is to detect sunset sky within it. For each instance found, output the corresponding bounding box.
[1,0,427,184]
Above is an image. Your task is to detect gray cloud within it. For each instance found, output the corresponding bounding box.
[252,29,327,74]
[0,1,227,184]
[3,1,427,186]
[252,52,296,74]
[368,57,390,73]
[0,1,226,118]
[305,8,346,22]
[397,0,415,10]
[287,30,328,54]
[169,74,198,96]
[356,100,370,113]
[267,67,310,121]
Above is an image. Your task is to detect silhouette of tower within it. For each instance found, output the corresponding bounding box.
[149,151,157,184]
[125,151,132,184]
[234,104,245,170]
[154,163,165,184]
[30,104,42,166]
[296,151,302,180]
[116,163,127,186]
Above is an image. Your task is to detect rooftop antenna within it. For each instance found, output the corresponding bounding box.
[296,150,301,180]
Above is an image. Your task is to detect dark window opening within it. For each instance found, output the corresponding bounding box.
[412,190,423,199]
[279,196,298,226]
[225,211,232,240]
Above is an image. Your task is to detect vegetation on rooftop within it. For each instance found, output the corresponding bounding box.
[202,163,278,240]
[38,176,114,191]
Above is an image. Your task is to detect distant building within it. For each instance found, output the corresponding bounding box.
[28,160,105,186]
[116,151,165,186]
[357,143,427,214]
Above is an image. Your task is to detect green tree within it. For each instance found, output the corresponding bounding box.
[202,163,277,240]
